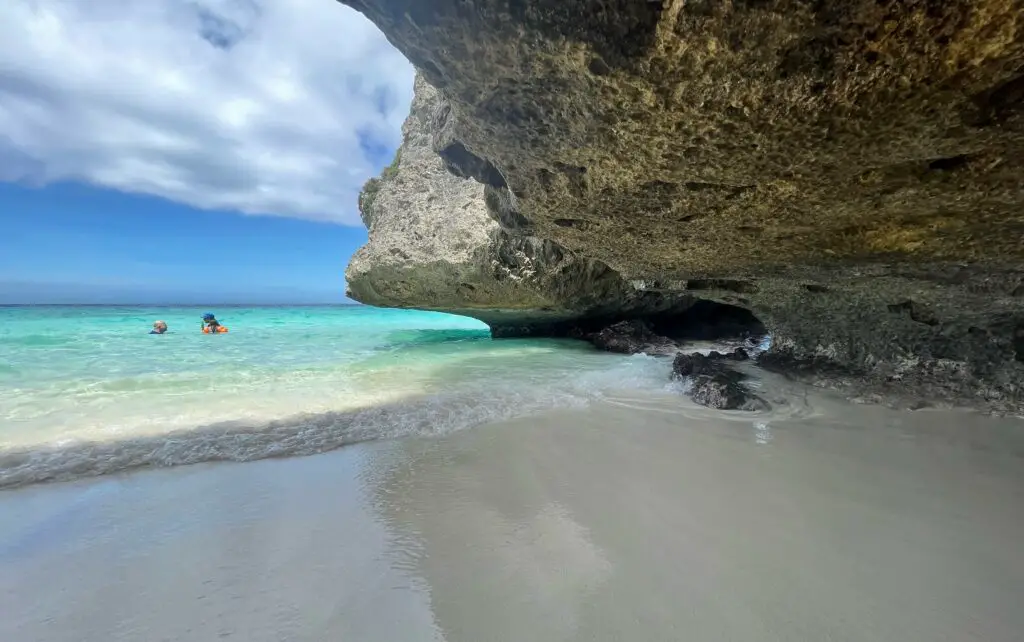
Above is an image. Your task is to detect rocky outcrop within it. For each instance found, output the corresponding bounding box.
[342,0,1024,410]
[346,74,701,333]
[672,351,767,411]
[588,320,675,355]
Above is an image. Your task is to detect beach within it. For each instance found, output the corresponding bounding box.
[3,378,1023,641]
[5,0,1023,639]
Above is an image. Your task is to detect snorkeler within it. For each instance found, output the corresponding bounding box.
[149,320,168,334]
[201,313,229,334]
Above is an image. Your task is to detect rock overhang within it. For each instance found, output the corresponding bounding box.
[341,0,1024,411]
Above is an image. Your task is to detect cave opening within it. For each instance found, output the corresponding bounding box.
[649,299,766,342]
[489,299,769,348]
[553,298,770,356]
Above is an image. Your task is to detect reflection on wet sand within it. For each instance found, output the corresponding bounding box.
[2,383,1023,642]
[371,390,1024,642]
[374,448,612,640]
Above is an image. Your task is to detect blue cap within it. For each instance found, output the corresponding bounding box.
[202,313,215,320]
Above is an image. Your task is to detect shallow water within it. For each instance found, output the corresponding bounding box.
[0,305,691,486]
[2,385,1022,642]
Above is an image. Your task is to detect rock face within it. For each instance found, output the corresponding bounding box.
[342,0,1024,410]
[346,74,701,333]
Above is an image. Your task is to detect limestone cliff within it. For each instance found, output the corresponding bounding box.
[342,0,1024,409]
[346,75,698,332]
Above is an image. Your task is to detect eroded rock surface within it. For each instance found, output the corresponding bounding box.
[672,351,767,411]
[342,0,1024,410]
[345,75,697,333]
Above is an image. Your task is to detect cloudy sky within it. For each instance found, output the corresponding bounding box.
[0,0,416,302]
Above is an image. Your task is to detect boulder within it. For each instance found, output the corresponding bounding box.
[590,320,674,354]
[672,350,767,411]
[728,347,750,361]
[672,352,717,378]
[691,373,754,411]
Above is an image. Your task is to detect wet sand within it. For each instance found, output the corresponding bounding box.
[2,386,1023,641]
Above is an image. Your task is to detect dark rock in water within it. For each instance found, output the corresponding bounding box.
[672,348,749,377]
[690,373,750,411]
[590,319,674,354]
[672,350,766,411]
[728,347,750,361]
[672,352,717,378]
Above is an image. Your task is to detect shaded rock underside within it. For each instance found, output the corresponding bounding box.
[342,0,1024,411]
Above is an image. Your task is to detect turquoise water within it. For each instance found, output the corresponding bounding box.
[0,305,675,487]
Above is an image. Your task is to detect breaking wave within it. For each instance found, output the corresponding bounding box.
[1,353,675,489]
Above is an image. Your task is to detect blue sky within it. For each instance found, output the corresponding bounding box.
[0,0,414,304]
[0,182,372,303]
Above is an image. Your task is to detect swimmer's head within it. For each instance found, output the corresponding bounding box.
[153,320,167,333]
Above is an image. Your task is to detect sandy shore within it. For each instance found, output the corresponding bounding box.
[2,387,1023,641]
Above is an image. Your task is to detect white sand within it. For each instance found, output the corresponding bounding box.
[2,387,1023,642]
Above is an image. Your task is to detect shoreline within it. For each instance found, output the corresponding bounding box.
[3,354,1021,491]
[3,389,1023,641]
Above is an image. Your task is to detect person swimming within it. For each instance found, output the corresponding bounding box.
[201,313,228,333]
[150,320,168,334]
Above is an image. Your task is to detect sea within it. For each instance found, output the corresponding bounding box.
[0,304,682,488]
[4,305,1024,642]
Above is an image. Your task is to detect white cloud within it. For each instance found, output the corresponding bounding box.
[0,0,414,224]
